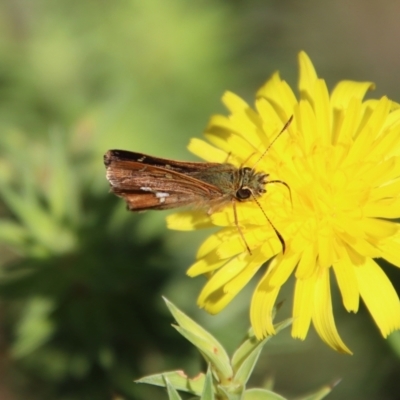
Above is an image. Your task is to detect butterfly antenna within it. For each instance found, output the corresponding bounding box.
[252,115,293,171]
[251,194,286,253]
[266,179,293,208]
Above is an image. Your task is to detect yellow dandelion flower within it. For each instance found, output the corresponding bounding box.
[167,51,400,353]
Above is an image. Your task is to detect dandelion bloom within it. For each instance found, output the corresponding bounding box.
[167,52,400,353]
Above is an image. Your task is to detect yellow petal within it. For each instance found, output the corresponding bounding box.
[251,273,281,338]
[204,129,258,163]
[295,99,319,152]
[197,253,249,304]
[224,252,268,297]
[330,81,375,110]
[360,218,398,240]
[200,286,235,314]
[378,232,400,267]
[336,228,381,258]
[210,202,269,227]
[196,228,237,258]
[313,79,331,145]
[362,157,397,187]
[317,225,335,269]
[332,97,362,144]
[295,244,317,279]
[222,91,250,114]
[312,267,352,354]
[207,113,262,152]
[229,110,265,145]
[332,257,359,312]
[216,236,245,258]
[265,251,300,288]
[187,138,227,163]
[187,254,228,277]
[364,199,400,219]
[298,51,318,99]
[362,96,392,139]
[256,72,297,118]
[167,211,213,231]
[346,97,391,165]
[292,275,314,339]
[255,97,286,134]
[355,258,400,337]
[384,108,400,129]
[370,178,400,200]
[199,252,265,314]
[367,125,400,161]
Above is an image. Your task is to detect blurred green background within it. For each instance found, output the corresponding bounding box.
[1,0,400,399]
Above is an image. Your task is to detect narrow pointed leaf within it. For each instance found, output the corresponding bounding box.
[231,329,259,373]
[0,185,54,244]
[232,319,292,373]
[388,331,400,358]
[297,380,340,400]
[200,366,215,400]
[173,325,233,379]
[164,298,232,375]
[244,388,287,400]
[218,385,244,400]
[233,340,266,386]
[0,220,29,248]
[164,377,183,400]
[0,185,76,254]
[48,132,80,222]
[136,370,205,396]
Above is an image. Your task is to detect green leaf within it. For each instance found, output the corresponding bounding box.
[232,319,292,375]
[200,366,215,400]
[0,220,29,250]
[12,297,56,358]
[217,385,243,400]
[233,341,266,387]
[244,388,287,400]
[173,325,233,380]
[164,377,183,400]
[136,370,205,396]
[0,184,76,254]
[164,298,232,378]
[47,131,79,223]
[388,330,400,358]
[297,380,340,400]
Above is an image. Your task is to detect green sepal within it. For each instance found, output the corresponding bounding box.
[136,370,205,396]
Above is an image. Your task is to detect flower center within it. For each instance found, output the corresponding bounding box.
[292,143,368,234]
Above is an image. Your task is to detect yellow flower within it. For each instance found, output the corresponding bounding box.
[167,51,400,353]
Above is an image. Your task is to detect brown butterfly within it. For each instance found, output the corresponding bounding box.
[104,117,292,254]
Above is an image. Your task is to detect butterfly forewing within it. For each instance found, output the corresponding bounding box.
[104,150,225,210]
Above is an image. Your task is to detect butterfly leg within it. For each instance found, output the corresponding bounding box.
[232,198,252,255]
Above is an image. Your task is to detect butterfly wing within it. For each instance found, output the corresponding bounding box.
[104,150,225,210]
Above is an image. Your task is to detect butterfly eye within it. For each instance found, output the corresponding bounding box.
[236,188,252,200]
